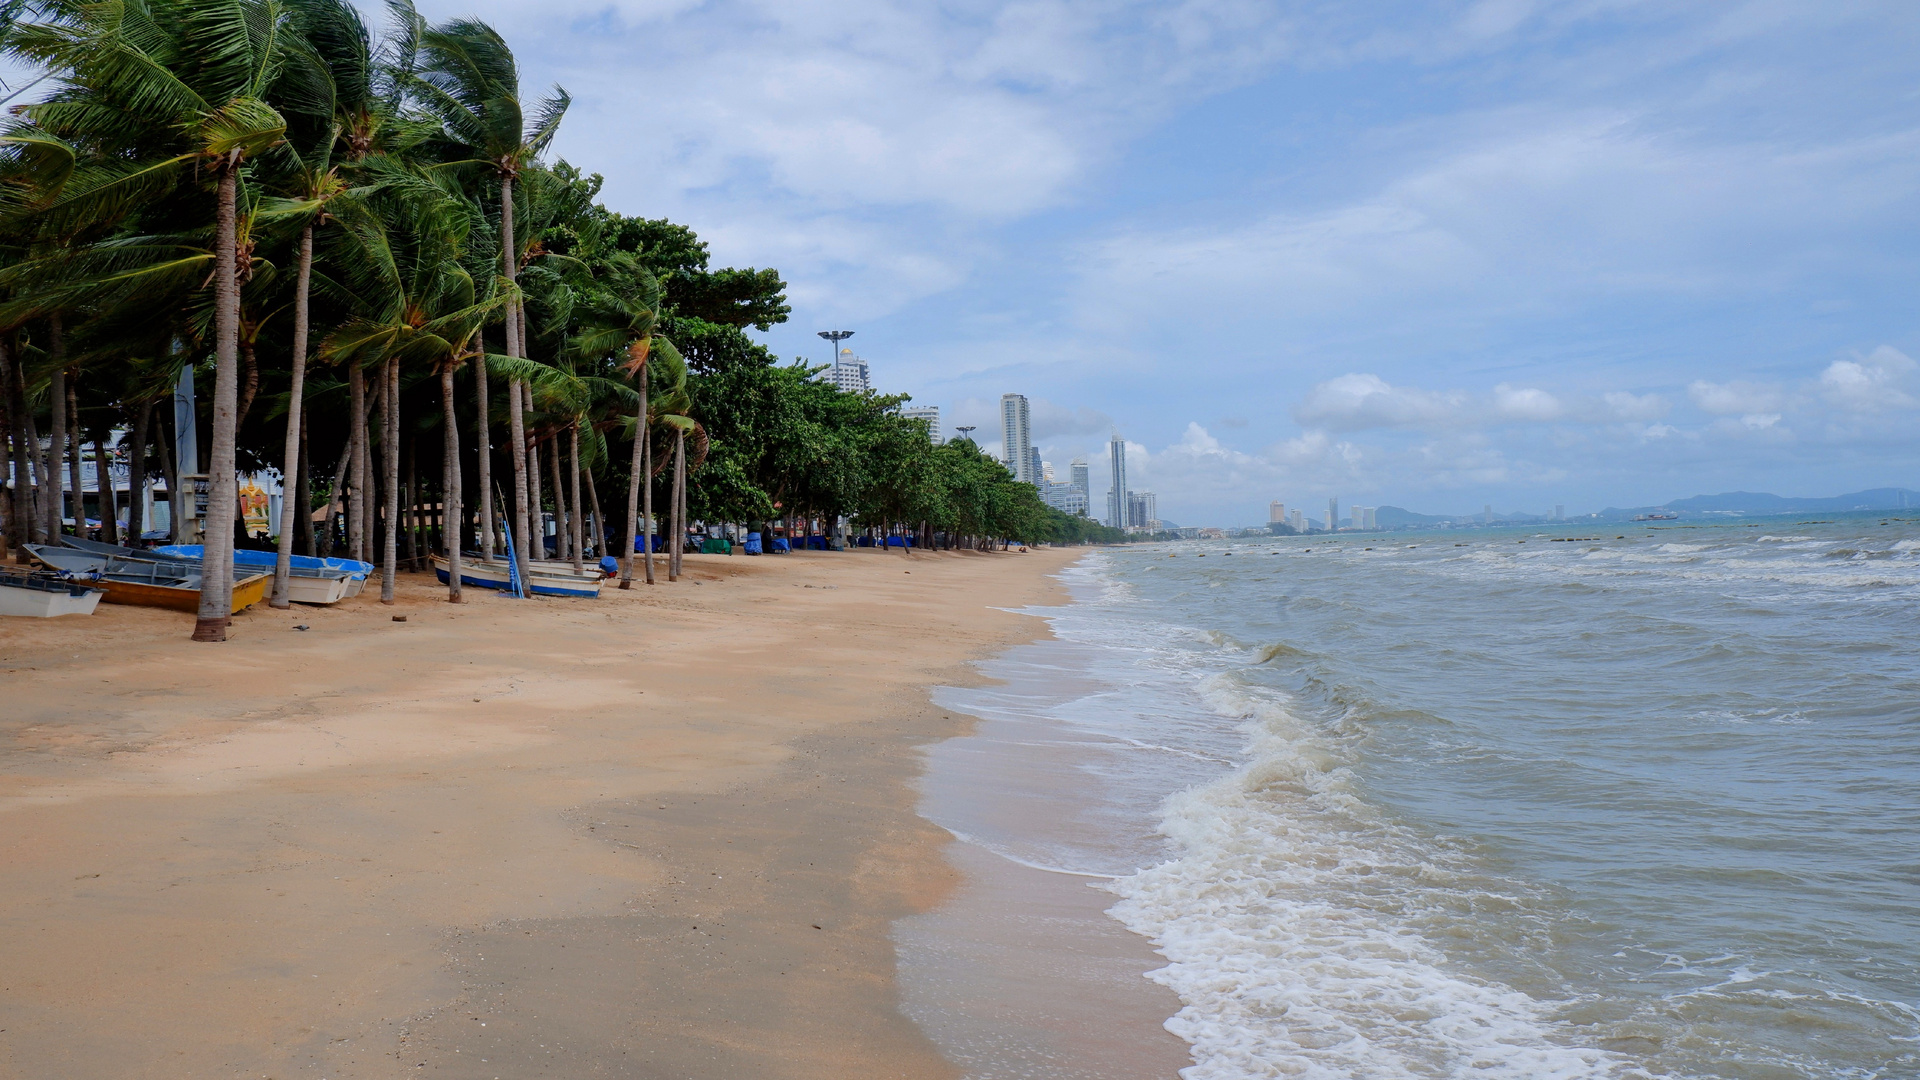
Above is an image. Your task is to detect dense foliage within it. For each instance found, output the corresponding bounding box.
[0,0,1118,638]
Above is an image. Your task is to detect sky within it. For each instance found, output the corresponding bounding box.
[413,0,1919,525]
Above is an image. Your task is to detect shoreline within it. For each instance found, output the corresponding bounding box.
[0,545,1099,1078]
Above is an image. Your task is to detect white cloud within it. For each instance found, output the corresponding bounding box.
[1688,379,1787,416]
[1818,346,1917,412]
[1293,373,1466,430]
[1492,383,1562,421]
[1602,391,1670,422]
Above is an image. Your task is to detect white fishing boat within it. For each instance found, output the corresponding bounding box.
[0,571,105,617]
[154,544,367,605]
[431,553,606,598]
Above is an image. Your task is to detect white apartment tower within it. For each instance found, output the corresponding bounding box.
[828,348,870,394]
[1290,508,1305,533]
[1328,497,1339,532]
[1001,394,1034,483]
[1107,434,1128,528]
[1070,458,1089,495]
[901,405,942,444]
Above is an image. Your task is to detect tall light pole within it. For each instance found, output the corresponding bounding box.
[817,330,853,370]
[955,425,976,443]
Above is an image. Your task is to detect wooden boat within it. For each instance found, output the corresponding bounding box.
[24,545,271,614]
[60,536,198,561]
[153,545,367,605]
[431,553,606,598]
[0,571,105,617]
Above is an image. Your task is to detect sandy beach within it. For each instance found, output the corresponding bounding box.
[0,545,1183,1079]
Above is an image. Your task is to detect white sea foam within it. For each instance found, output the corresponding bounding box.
[1107,676,1625,1080]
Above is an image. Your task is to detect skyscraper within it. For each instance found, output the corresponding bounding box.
[1554,504,1564,521]
[901,405,942,444]
[1269,500,1286,524]
[1107,434,1128,528]
[827,348,870,393]
[1028,446,1043,487]
[1000,394,1033,483]
[1070,458,1088,495]
[1328,497,1339,532]
[1128,490,1158,531]
[1290,508,1305,533]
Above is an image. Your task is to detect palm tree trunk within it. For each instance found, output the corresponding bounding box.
[528,430,545,558]
[500,172,531,587]
[567,421,584,571]
[641,382,654,585]
[127,400,149,546]
[381,355,400,603]
[93,431,116,545]
[440,363,463,603]
[547,429,568,564]
[507,377,530,584]
[620,367,646,589]
[0,340,17,560]
[46,328,65,540]
[402,432,417,570]
[193,161,242,642]
[271,223,313,609]
[474,350,493,558]
[347,361,366,563]
[584,464,603,562]
[297,410,313,557]
[669,429,685,581]
[65,379,82,538]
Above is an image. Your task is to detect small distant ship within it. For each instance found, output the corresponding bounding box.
[1633,512,1679,521]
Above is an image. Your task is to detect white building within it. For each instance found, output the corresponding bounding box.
[1350,506,1377,530]
[1000,394,1034,483]
[901,405,942,444]
[1290,508,1306,533]
[827,348,870,394]
[1106,434,1128,528]
[1327,497,1339,532]
[1269,500,1286,524]
[1127,490,1158,532]
[1070,458,1089,495]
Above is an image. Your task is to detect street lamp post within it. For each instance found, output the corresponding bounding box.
[817,330,853,370]
[955,425,976,443]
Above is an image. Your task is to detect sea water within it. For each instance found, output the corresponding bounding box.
[907,517,1920,1079]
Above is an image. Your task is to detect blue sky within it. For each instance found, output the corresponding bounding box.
[419,0,1920,525]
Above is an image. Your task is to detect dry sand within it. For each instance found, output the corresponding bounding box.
[0,545,1184,1079]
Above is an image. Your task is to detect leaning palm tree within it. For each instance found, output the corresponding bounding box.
[5,0,312,640]
[317,177,508,602]
[567,257,662,588]
[399,11,566,586]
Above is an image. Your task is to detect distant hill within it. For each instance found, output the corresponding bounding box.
[1595,488,1919,519]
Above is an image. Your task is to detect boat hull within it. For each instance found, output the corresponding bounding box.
[430,555,604,598]
[93,571,271,614]
[0,580,105,617]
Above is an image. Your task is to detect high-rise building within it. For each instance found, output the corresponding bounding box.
[1028,446,1043,487]
[1070,458,1089,496]
[1327,497,1339,532]
[1484,504,1493,524]
[1107,434,1128,528]
[1290,508,1305,533]
[1269,500,1286,524]
[827,348,870,394]
[901,405,942,444]
[1554,504,1564,521]
[1127,490,1158,531]
[1001,394,1033,483]
[1353,506,1376,530]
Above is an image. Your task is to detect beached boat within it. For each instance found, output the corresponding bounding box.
[60,536,198,562]
[0,571,105,617]
[155,545,369,605]
[24,545,271,614]
[431,553,606,598]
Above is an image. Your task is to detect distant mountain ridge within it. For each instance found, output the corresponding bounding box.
[1365,488,1918,529]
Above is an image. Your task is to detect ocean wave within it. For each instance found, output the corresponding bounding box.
[1107,675,1626,1080]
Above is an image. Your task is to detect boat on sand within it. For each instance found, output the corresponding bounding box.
[431,553,606,598]
[0,570,105,617]
[24,545,271,614]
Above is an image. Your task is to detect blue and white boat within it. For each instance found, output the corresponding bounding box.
[430,553,605,598]
[155,545,372,604]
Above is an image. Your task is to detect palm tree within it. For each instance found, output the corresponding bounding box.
[568,258,662,587]
[6,0,304,639]
[318,176,507,602]
[402,12,566,587]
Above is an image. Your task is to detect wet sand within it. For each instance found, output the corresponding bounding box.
[0,544,1178,1079]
